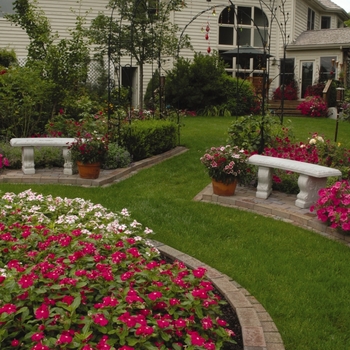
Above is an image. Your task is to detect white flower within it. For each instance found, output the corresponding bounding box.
[309,138,316,145]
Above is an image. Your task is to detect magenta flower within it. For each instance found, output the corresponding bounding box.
[35,304,50,319]
[92,314,109,327]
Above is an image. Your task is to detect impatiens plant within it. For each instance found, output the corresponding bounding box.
[310,180,350,232]
[0,190,236,349]
[297,96,328,117]
[0,153,9,171]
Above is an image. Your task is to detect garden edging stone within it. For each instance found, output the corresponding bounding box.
[152,240,285,350]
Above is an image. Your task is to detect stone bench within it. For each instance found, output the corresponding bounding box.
[248,154,342,208]
[10,138,75,175]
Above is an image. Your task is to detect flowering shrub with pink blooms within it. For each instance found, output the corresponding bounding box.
[297,96,328,117]
[310,181,350,232]
[0,190,236,349]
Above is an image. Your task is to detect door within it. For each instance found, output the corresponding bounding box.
[301,61,314,98]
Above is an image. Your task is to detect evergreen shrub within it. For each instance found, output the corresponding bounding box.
[121,120,177,161]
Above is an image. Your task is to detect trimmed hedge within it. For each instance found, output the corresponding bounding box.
[121,120,177,161]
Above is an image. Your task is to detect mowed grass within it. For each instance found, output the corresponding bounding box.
[1,116,350,350]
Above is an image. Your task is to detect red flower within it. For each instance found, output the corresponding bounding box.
[11,339,19,346]
[31,332,44,342]
[92,313,109,326]
[188,331,205,346]
[147,291,162,301]
[35,304,50,319]
[0,304,16,315]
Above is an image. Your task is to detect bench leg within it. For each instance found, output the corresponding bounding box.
[255,166,272,199]
[22,147,35,175]
[295,175,327,209]
[62,147,73,175]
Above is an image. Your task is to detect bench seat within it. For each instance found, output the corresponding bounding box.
[10,138,75,175]
[248,154,342,208]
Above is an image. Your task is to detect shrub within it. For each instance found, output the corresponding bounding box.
[165,52,228,112]
[297,96,328,117]
[0,190,236,349]
[272,80,298,100]
[222,75,257,116]
[0,48,17,68]
[226,114,294,153]
[121,120,177,161]
[304,82,325,98]
[0,65,55,138]
[102,143,131,169]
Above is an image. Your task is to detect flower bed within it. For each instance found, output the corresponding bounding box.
[0,190,236,349]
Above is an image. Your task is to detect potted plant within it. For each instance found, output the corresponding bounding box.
[68,133,108,179]
[200,145,248,196]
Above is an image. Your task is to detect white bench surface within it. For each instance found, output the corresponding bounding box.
[10,138,75,147]
[248,154,341,178]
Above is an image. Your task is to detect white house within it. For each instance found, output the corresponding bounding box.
[0,0,349,106]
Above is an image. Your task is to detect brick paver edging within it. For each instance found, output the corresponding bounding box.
[152,240,285,350]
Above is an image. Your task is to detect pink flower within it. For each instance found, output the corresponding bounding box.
[192,267,206,278]
[11,339,19,346]
[31,332,44,342]
[188,331,205,346]
[0,303,16,315]
[35,304,50,319]
[92,313,109,326]
[147,291,162,301]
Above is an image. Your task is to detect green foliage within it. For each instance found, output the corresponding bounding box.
[0,66,54,138]
[144,69,160,110]
[221,75,257,116]
[227,114,293,153]
[5,0,92,120]
[102,142,131,169]
[165,53,257,115]
[0,48,17,68]
[165,52,228,112]
[0,142,64,169]
[121,120,177,161]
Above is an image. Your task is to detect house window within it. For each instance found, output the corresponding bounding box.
[320,56,336,81]
[321,16,331,29]
[0,0,15,17]
[280,58,295,86]
[307,8,315,30]
[218,6,269,76]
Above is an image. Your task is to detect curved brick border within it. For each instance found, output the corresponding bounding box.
[152,241,285,350]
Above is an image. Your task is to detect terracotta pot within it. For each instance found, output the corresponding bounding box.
[77,161,101,179]
[211,178,238,196]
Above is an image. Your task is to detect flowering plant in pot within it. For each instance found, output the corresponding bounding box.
[0,189,237,349]
[68,133,109,164]
[201,145,248,184]
[201,145,248,196]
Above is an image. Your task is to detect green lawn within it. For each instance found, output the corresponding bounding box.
[1,116,350,350]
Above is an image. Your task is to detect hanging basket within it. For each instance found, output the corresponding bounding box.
[77,161,101,179]
[211,178,238,196]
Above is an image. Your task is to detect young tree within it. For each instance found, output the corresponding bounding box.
[5,0,91,116]
[88,0,191,109]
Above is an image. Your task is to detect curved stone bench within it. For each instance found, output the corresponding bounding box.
[10,138,75,175]
[248,154,342,209]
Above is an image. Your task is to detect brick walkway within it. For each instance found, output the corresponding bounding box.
[2,147,349,350]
